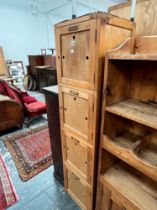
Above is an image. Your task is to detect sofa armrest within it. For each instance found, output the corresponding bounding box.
[0,98,23,131]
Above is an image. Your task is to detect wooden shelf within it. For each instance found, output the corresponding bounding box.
[100,162,157,210]
[102,134,157,182]
[106,132,141,149]
[106,99,157,129]
[108,53,157,60]
[135,134,157,167]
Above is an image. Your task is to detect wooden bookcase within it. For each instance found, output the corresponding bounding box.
[96,36,157,210]
[55,12,135,210]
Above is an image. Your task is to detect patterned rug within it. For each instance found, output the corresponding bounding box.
[0,155,18,210]
[4,125,53,181]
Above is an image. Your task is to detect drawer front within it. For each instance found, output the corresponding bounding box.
[56,20,97,90]
[60,86,94,143]
[63,130,92,182]
[67,170,91,210]
[64,90,88,135]
[66,135,88,174]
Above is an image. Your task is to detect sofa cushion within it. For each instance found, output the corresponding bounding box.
[23,95,37,104]
[25,101,46,112]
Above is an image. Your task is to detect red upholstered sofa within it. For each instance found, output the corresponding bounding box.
[0,80,47,126]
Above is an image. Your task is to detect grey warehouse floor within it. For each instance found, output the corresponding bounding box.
[0,86,80,210]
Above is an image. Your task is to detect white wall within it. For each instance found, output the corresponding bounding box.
[0,2,61,67]
[0,0,124,67]
[46,0,120,48]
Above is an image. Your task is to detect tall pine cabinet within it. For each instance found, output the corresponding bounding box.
[55,12,135,210]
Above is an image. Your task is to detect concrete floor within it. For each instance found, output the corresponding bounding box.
[0,87,80,210]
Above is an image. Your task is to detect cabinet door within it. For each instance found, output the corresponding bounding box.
[63,129,92,183]
[56,20,97,90]
[66,170,91,210]
[60,86,94,144]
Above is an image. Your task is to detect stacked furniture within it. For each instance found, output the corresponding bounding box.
[96,36,157,210]
[28,55,56,76]
[55,12,135,210]
[36,67,57,92]
[28,55,45,76]
[26,55,56,90]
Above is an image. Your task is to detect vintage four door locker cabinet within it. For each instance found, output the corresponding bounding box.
[55,12,135,210]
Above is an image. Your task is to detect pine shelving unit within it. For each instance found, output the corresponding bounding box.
[96,36,157,210]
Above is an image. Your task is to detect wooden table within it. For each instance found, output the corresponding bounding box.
[43,86,64,185]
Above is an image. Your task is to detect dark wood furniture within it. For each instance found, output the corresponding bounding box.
[0,95,23,131]
[28,55,56,76]
[44,55,56,69]
[43,86,64,184]
[28,55,44,76]
[36,67,57,92]
[27,55,56,91]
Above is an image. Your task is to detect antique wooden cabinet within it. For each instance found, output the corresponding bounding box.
[96,36,157,210]
[43,86,64,184]
[55,12,135,210]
